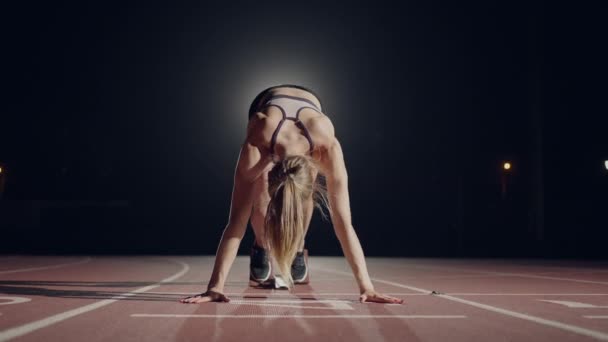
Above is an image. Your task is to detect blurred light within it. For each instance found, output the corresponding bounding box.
[198,38,337,143]
[503,162,512,171]
[0,166,3,174]
[605,160,608,171]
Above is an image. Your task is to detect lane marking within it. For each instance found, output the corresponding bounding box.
[0,258,190,342]
[147,291,423,296]
[0,257,92,275]
[492,273,608,286]
[314,267,608,341]
[0,297,31,306]
[392,274,519,280]
[585,316,608,319]
[131,314,467,319]
[228,299,354,310]
[400,261,608,275]
[537,270,608,276]
[405,264,608,286]
[539,300,608,309]
[148,291,608,297]
[448,293,608,296]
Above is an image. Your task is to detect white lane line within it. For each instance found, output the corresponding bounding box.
[0,258,190,342]
[228,299,354,310]
[131,314,467,319]
[146,291,424,296]
[0,297,31,306]
[0,257,92,275]
[585,316,608,319]
[492,273,608,286]
[537,270,608,276]
[407,264,608,286]
[539,300,608,309]
[148,291,608,297]
[314,267,608,341]
[403,262,608,275]
[449,293,608,296]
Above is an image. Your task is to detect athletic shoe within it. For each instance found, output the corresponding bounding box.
[249,241,272,285]
[291,249,309,284]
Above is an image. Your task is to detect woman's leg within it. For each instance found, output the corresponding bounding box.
[250,173,270,247]
[299,168,319,250]
[298,194,313,251]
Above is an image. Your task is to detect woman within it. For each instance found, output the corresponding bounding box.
[180,84,404,304]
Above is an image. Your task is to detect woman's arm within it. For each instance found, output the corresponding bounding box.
[206,141,273,292]
[320,134,403,304]
[181,138,273,303]
[320,138,374,292]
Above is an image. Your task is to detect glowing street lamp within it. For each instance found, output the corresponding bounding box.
[501,161,512,199]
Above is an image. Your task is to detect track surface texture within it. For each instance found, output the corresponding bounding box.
[1,255,608,341]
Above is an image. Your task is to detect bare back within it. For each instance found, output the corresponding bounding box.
[246,87,335,164]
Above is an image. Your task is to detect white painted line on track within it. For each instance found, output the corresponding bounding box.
[492,273,608,286]
[403,262,608,275]
[539,300,608,308]
[131,314,467,319]
[536,270,608,276]
[406,264,608,286]
[0,297,31,306]
[585,316,608,319]
[228,299,354,310]
[149,291,608,297]
[0,257,92,275]
[314,266,608,341]
[449,293,608,296]
[0,258,190,342]
[147,291,425,296]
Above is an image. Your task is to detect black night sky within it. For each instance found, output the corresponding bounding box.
[2,2,606,257]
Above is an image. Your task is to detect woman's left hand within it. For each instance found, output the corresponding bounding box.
[359,289,404,304]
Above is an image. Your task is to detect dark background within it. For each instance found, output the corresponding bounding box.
[1,2,606,257]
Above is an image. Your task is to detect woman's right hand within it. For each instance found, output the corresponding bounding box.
[179,289,230,304]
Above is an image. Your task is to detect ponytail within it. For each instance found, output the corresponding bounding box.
[264,155,327,290]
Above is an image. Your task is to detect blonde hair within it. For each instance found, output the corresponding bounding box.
[263,155,329,290]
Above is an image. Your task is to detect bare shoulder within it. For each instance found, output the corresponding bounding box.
[245,112,271,149]
[306,114,336,152]
[308,116,345,178]
[235,139,274,183]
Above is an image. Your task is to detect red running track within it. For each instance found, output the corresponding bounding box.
[1,255,608,341]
